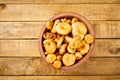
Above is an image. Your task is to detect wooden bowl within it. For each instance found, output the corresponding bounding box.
[38,12,95,70]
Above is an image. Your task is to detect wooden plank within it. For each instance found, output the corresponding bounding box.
[0,76,120,80]
[0,57,119,75]
[0,40,40,57]
[0,39,120,57]
[0,0,120,3]
[0,22,41,38]
[0,4,120,21]
[91,21,120,38]
[0,21,120,39]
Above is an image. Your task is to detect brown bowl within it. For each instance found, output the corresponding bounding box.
[38,12,95,70]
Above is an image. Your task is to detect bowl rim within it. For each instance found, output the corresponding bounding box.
[38,12,95,70]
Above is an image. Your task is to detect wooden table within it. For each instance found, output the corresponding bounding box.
[0,0,120,80]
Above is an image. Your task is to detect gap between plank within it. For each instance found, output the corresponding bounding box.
[0,74,120,76]
[0,75,120,76]
[0,20,120,22]
[0,38,120,40]
[0,56,119,58]
[0,3,120,4]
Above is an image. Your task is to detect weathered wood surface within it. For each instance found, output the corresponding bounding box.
[0,57,119,75]
[0,39,120,57]
[0,4,120,21]
[0,21,120,39]
[0,0,120,3]
[0,0,120,78]
[0,76,120,80]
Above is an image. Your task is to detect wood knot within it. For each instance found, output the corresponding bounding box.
[109,48,120,54]
[0,4,6,10]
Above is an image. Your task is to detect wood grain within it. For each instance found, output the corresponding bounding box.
[0,40,40,57]
[91,21,120,38]
[0,22,41,38]
[0,4,120,21]
[0,39,120,57]
[0,57,119,75]
[0,21,120,39]
[0,0,120,3]
[0,0,119,78]
[0,76,120,80]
